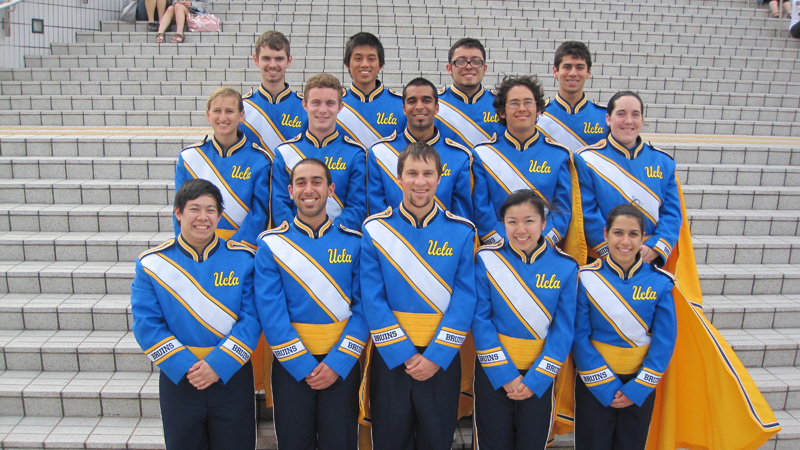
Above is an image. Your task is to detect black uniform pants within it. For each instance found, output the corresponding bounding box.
[574,373,656,450]
[472,361,554,450]
[159,360,256,450]
[271,354,360,450]
[370,348,461,450]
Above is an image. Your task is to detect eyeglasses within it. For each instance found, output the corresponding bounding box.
[506,100,536,110]
[450,59,485,69]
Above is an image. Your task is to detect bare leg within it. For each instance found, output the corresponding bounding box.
[145,0,156,21]
[174,3,189,35]
[156,0,168,20]
[157,6,174,34]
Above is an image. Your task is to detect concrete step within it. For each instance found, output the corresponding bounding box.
[692,236,800,265]
[0,261,135,295]
[676,164,800,187]
[698,264,800,296]
[0,179,174,206]
[682,185,800,211]
[0,294,131,332]
[687,209,800,237]
[0,156,176,181]
[0,203,173,233]
[720,328,800,369]
[0,330,150,373]
[0,231,172,263]
[704,295,800,330]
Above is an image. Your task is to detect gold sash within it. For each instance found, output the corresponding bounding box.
[292,321,348,355]
[394,312,442,347]
[498,334,545,370]
[186,346,214,359]
[592,339,649,375]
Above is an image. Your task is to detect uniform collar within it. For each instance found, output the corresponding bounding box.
[508,236,547,264]
[404,127,441,146]
[293,216,334,238]
[176,234,221,263]
[211,131,247,157]
[398,202,439,228]
[605,253,644,281]
[608,134,644,159]
[449,84,485,104]
[503,129,539,151]
[554,93,589,114]
[349,80,385,102]
[258,83,293,104]
[304,129,339,148]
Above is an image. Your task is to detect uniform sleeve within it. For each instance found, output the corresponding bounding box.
[253,238,319,381]
[334,149,367,231]
[522,264,578,398]
[543,153,572,248]
[572,274,623,406]
[367,150,389,216]
[422,230,478,369]
[173,152,190,237]
[574,153,607,257]
[648,167,682,265]
[231,158,271,249]
[450,155,474,221]
[203,256,262,384]
[620,285,677,406]
[471,148,504,245]
[270,151,294,229]
[322,246,369,379]
[471,254,520,389]
[130,259,199,384]
[360,227,418,369]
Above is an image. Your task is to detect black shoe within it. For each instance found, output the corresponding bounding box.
[147,21,158,32]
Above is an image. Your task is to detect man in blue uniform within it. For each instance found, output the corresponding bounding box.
[361,141,477,450]
[131,179,261,450]
[255,158,367,450]
[368,77,474,219]
[240,30,306,159]
[338,32,405,148]
[271,73,367,231]
[437,38,502,148]
[538,41,607,151]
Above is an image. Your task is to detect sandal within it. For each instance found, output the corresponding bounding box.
[155,33,165,43]
[170,33,184,43]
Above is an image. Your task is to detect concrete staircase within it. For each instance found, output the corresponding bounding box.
[0,0,799,448]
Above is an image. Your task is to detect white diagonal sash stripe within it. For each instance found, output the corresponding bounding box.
[276,144,344,220]
[581,151,660,223]
[479,251,551,338]
[141,254,236,336]
[473,145,533,194]
[437,101,491,147]
[365,220,451,313]
[538,114,584,152]
[243,100,286,152]
[262,234,352,321]
[181,148,248,227]
[339,104,381,148]
[372,142,399,178]
[580,271,651,347]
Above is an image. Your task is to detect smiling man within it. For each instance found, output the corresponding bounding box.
[471,75,574,247]
[337,32,405,148]
[271,73,367,231]
[538,41,607,152]
[368,77,474,218]
[437,38,502,148]
[132,179,261,450]
[255,158,367,450]
[239,31,306,159]
[361,142,477,450]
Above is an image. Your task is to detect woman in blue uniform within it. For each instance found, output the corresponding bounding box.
[471,189,578,449]
[572,204,677,450]
[576,91,681,265]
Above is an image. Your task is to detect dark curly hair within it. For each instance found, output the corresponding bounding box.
[492,75,546,127]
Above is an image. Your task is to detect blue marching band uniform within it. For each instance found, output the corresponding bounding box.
[338,81,406,149]
[472,129,574,247]
[538,93,608,152]
[131,236,262,449]
[576,135,681,262]
[368,127,474,218]
[436,84,502,148]
[255,217,367,450]
[472,237,578,449]
[360,204,477,450]
[173,132,271,249]
[240,83,307,159]
[572,255,677,450]
[271,129,368,231]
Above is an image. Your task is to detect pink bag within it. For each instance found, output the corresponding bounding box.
[187,13,221,32]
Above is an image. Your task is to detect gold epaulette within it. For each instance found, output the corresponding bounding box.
[437,85,446,95]
[343,134,367,151]
[251,142,273,161]
[444,138,472,155]
[388,88,402,97]
[227,240,256,255]
[444,210,476,231]
[579,258,603,271]
[139,239,175,260]
[372,130,397,145]
[552,244,579,265]
[577,139,606,154]
[242,87,254,99]
[650,144,675,160]
[338,223,363,237]
[363,207,393,226]
[543,136,572,154]
[477,239,503,253]
[653,265,677,282]
[258,221,289,240]
[183,135,208,150]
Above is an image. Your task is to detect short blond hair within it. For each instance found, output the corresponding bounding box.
[206,87,243,112]
[303,73,343,102]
